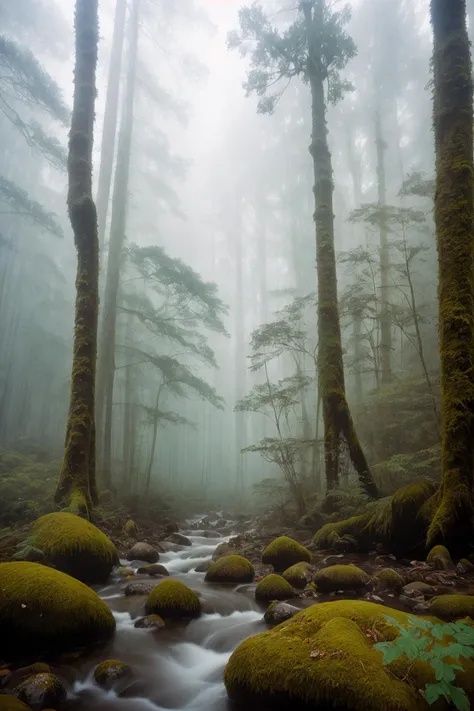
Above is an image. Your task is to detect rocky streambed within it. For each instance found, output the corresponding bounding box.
[1,513,474,711]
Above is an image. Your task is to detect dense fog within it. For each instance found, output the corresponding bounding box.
[0,0,460,511]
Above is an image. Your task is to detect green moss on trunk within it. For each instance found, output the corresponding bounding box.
[428,0,474,550]
[54,0,100,516]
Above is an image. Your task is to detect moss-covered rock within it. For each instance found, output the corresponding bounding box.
[21,512,118,584]
[313,513,372,550]
[0,698,32,711]
[136,564,169,577]
[134,615,165,630]
[255,574,295,602]
[263,601,300,625]
[262,536,311,572]
[127,542,160,564]
[205,555,255,584]
[313,565,370,593]
[123,520,138,537]
[13,673,66,711]
[426,545,454,571]
[0,561,115,659]
[116,566,134,578]
[374,568,405,593]
[428,594,474,621]
[145,579,201,620]
[224,599,474,711]
[282,562,310,589]
[93,660,132,690]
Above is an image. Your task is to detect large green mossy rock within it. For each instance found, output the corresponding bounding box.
[428,594,474,621]
[426,545,454,571]
[255,574,295,602]
[313,564,370,593]
[0,562,116,659]
[262,536,311,572]
[282,562,310,588]
[20,512,119,583]
[145,579,201,620]
[205,555,255,584]
[224,599,474,711]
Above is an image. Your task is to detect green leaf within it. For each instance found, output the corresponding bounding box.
[424,682,444,705]
[449,685,470,711]
[431,658,456,683]
[374,642,404,665]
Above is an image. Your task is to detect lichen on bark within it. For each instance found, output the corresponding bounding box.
[55,0,100,515]
[428,0,474,550]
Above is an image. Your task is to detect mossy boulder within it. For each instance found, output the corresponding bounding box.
[134,614,165,630]
[428,594,474,621]
[145,579,201,619]
[313,565,370,593]
[224,599,474,711]
[0,698,32,711]
[93,660,132,690]
[282,562,310,588]
[21,512,118,584]
[123,520,138,537]
[0,562,115,659]
[314,513,372,550]
[262,536,311,572]
[255,574,295,602]
[374,568,405,593]
[136,564,169,577]
[205,555,255,584]
[457,558,474,574]
[426,545,454,571]
[127,542,160,564]
[13,673,66,711]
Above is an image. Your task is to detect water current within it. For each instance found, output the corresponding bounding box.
[65,526,265,711]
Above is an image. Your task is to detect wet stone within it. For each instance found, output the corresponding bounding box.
[124,581,156,596]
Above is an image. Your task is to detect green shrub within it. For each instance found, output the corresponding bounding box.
[375,616,474,710]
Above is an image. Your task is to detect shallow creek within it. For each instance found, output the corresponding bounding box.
[63,529,266,711]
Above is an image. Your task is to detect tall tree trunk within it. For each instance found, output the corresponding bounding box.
[96,0,126,251]
[96,0,139,487]
[303,2,378,499]
[55,0,99,516]
[144,386,161,496]
[375,111,392,385]
[428,0,474,550]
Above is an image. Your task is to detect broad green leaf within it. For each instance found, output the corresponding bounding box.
[449,685,470,711]
[424,682,444,705]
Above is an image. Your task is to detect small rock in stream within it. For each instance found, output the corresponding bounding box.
[13,673,66,711]
[195,560,212,573]
[200,530,221,538]
[264,602,300,624]
[127,542,160,563]
[93,660,133,692]
[134,615,165,630]
[136,564,169,577]
[165,533,192,546]
[124,581,156,596]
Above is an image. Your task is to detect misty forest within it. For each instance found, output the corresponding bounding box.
[1,0,474,710]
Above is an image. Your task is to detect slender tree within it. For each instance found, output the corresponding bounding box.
[428,0,474,549]
[54,0,100,515]
[96,0,139,487]
[375,111,392,384]
[228,0,378,498]
[96,0,126,250]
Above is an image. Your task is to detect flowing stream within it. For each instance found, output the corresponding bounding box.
[64,528,264,711]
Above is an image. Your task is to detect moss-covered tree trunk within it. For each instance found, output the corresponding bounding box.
[428,0,474,549]
[55,0,99,515]
[96,0,139,488]
[375,111,392,385]
[96,0,126,251]
[303,2,378,499]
